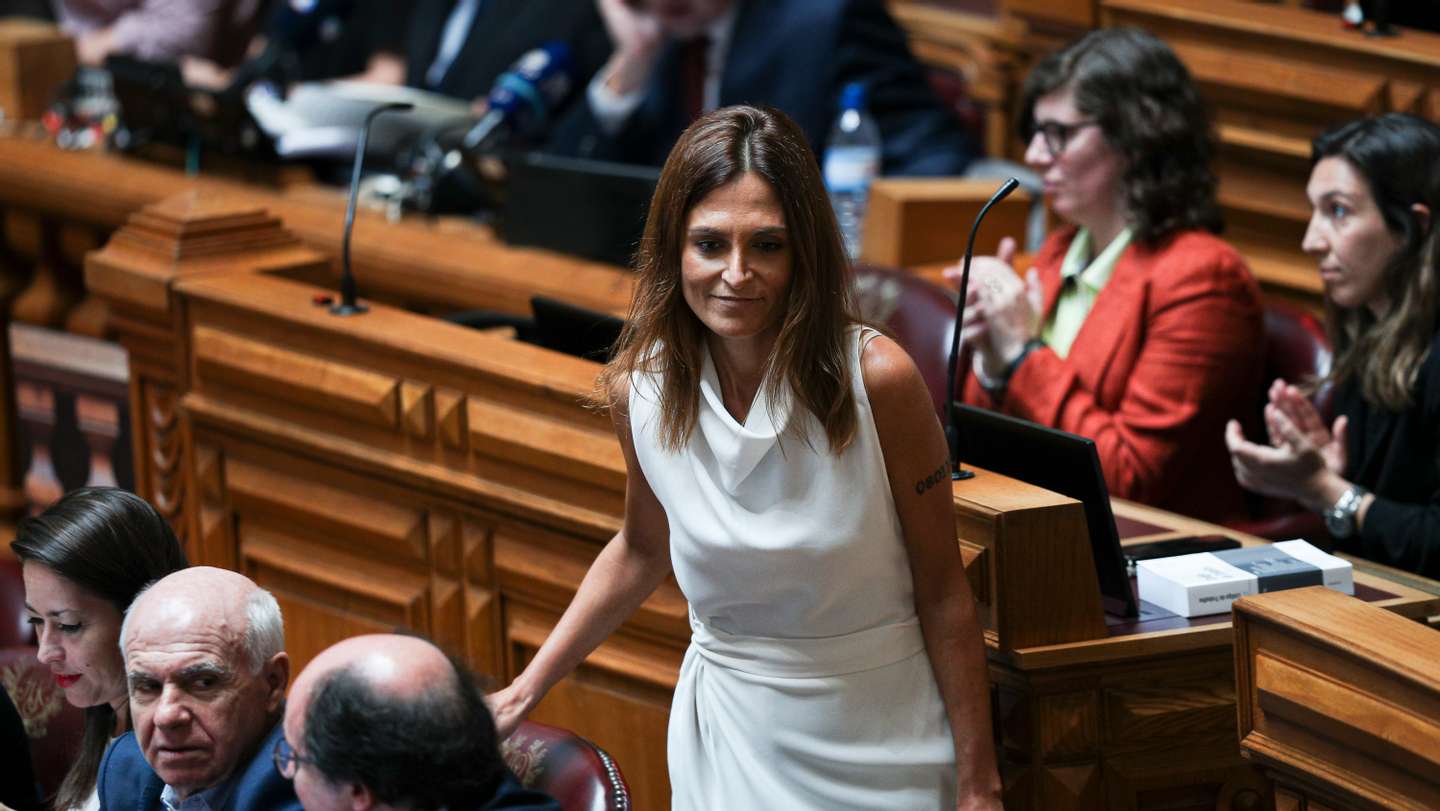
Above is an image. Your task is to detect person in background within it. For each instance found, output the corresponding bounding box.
[279,634,560,811]
[543,0,974,176]
[11,487,188,811]
[945,27,1263,524]
[98,567,297,811]
[54,0,264,68]
[404,0,610,108]
[1227,113,1440,576]
[489,105,1000,809]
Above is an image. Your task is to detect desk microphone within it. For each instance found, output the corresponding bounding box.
[944,176,1020,479]
[332,102,412,317]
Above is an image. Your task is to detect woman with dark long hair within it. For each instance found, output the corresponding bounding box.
[946,27,1264,523]
[489,105,1001,809]
[1227,113,1440,576]
[12,487,188,811]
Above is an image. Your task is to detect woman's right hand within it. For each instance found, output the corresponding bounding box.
[487,681,541,741]
[1266,379,1348,475]
[942,237,1042,380]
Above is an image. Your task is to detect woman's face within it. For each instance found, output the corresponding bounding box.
[1024,87,1127,230]
[680,172,793,352]
[23,562,127,711]
[1303,156,1406,316]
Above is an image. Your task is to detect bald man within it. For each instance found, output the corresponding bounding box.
[98,567,297,811]
[280,635,559,811]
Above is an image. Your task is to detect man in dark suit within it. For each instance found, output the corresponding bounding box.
[544,0,974,176]
[279,635,559,811]
[98,567,297,811]
[405,0,612,105]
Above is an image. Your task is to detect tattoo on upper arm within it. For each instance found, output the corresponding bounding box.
[914,461,950,495]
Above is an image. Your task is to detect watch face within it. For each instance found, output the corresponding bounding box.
[1324,512,1346,536]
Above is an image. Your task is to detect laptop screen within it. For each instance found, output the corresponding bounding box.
[502,151,659,268]
[952,403,1139,617]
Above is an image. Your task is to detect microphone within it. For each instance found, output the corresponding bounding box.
[944,176,1021,480]
[460,42,576,155]
[332,102,412,317]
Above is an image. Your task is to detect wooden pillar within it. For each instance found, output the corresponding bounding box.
[84,191,328,547]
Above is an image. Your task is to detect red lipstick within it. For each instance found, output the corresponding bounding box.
[56,674,80,689]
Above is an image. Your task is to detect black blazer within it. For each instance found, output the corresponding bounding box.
[404,0,611,103]
[544,0,974,176]
[1337,327,1440,577]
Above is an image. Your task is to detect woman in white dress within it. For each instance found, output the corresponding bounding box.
[11,488,188,811]
[489,105,1001,810]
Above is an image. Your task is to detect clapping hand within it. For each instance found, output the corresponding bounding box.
[1225,380,1349,510]
[942,237,1043,381]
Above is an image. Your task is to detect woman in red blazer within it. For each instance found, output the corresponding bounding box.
[945,28,1263,523]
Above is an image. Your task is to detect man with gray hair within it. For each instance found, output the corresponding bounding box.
[98,566,298,811]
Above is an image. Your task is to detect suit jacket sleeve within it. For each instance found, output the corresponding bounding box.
[481,768,563,811]
[968,234,1262,509]
[1353,334,1440,577]
[830,0,975,176]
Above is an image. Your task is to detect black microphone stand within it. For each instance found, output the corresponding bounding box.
[944,176,1020,480]
[332,102,413,316]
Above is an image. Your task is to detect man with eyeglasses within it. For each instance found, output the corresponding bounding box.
[98,567,299,811]
[277,634,558,811]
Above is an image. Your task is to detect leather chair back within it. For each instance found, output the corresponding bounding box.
[1230,302,1334,539]
[0,559,33,648]
[854,264,957,420]
[502,720,631,811]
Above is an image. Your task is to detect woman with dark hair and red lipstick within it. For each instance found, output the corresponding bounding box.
[12,487,187,811]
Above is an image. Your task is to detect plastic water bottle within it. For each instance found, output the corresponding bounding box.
[823,82,882,261]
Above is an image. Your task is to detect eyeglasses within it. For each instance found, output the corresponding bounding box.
[1029,119,1100,158]
[272,736,313,780]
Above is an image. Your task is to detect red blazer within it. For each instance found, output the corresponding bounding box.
[963,227,1264,523]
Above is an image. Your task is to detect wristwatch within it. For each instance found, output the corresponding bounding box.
[1323,485,1369,539]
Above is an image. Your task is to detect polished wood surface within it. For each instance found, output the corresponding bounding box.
[0,20,75,123]
[1234,587,1440,810]
[862,177,1033,268]
[78,188,1439,810]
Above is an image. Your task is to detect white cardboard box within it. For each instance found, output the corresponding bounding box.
[1136,540,1354,618]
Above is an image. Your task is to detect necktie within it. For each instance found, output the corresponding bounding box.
[681,35,711,123]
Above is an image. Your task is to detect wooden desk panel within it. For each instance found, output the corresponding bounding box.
[80,186,1440,810]
[1235,587,1440,810]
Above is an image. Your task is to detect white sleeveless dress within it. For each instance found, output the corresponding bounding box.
[629,326,956,810]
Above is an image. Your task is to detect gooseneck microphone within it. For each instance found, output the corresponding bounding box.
[331,102,412,317]
[944,176,1021,479]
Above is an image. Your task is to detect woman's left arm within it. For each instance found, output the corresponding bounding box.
[862,335,1002,810]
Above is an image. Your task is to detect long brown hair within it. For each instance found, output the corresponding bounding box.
[11,488,188,811]
[598,105,861,452]
[1312,114,1440,410]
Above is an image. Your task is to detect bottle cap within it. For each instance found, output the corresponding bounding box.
[839,82,866,112]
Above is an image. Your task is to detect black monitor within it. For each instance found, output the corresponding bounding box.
[501,151,659,268]
[105,56,276,160]
[952,403,1139,617]
[530,296,626,363]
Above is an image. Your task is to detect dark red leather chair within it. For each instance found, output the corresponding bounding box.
[0,557,34,648]
[854,264,957,420]
[0,558,86,801]
[502,720,631,811]
[1228,301,1334,540]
